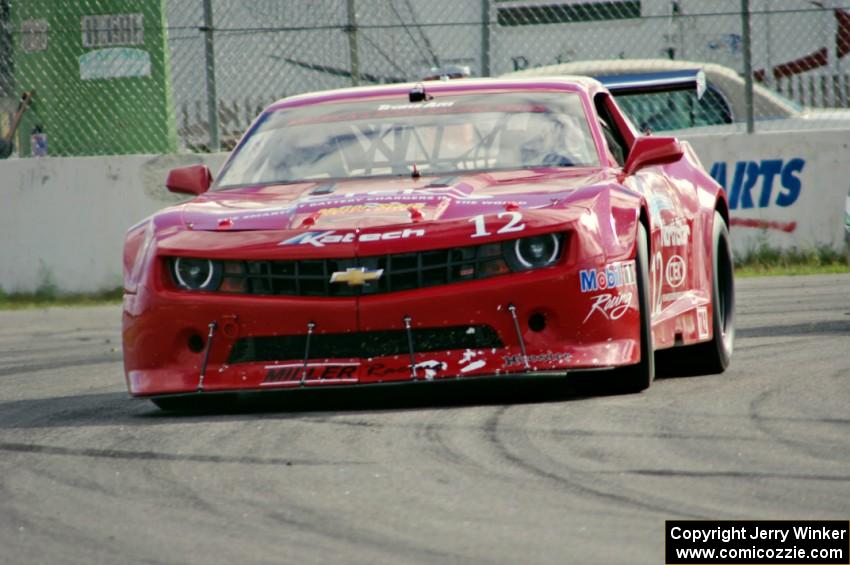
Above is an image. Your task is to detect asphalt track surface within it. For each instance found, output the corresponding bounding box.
[1,274,849,564]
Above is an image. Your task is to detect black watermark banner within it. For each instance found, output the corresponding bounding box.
[666,521,849,564]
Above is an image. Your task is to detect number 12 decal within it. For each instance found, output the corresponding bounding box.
[469,212,526,238]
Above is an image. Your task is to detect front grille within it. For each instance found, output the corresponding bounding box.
[228,325,503,364]
[221,241,511,297]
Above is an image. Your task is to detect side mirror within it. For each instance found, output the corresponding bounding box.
[165,165,212,195]
[623,136,683,175]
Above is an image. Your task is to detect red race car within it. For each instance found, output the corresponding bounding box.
[123,72,735,410]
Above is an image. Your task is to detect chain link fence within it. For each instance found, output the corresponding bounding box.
[2,0,850,157]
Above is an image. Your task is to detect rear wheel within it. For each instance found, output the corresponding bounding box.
[611,222,655,393]
[684,211,735,373]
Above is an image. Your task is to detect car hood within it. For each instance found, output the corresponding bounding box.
[179,168,615,232]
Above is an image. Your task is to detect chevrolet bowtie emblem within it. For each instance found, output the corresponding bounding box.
[330,267,384,286]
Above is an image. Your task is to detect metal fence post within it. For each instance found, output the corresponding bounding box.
[347,0,360,86]
[202,0,220,151]
[480,0,490,77]
[741,0,754,133]
[0,0,11,99]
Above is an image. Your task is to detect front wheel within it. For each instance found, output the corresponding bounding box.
[611,222,655,393]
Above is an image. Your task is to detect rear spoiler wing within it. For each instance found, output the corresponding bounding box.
[596,69,706,99]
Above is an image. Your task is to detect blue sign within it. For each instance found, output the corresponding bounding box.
[709,158,805,210]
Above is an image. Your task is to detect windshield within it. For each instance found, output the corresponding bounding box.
[216,91,599,188]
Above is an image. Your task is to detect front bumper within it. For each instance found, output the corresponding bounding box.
[123,263,641,397]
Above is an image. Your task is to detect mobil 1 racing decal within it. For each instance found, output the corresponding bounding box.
[280,228,425,247]
[579,260,637,323]
[579,260,636,293]
[262,362,359,385]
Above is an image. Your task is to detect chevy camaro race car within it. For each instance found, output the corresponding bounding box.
[122,74,735,410]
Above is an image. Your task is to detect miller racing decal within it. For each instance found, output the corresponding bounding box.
[262,363,359,385]
[579,260,636,293]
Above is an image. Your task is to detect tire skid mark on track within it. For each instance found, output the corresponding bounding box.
[483,406,703,519]
[0,336,115,356]
[13,468,188,565]
[118,444,241,518]
[240,416,769,445]
[737,319,850,338]
[421,417,471,468]
[747,373,850,465]
[302,417,386,429]
[602,468,850,482]
[0,393,144,430]
[418,412,510,481]
[161,416,459,563]
[733,338,815,353]
[265,504,479,564]
[0,354,121,377]
[269,407,780,443]
[0,476,131,564]
[0,441,366,467]
[541,427,765,443]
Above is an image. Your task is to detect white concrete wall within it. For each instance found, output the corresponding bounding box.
[682,128,850,254]
[1,128,848,294]
[0,153,227,294]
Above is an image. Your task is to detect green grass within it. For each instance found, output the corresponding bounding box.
[0,286,123,310]
[735,263,849,277]
[734,243,850,277]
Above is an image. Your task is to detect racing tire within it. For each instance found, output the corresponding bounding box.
[611,222,655,393]
[682,212,735,373]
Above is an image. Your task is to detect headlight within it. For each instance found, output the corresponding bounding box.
[503,233,562,271]
[172,258,222,291]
